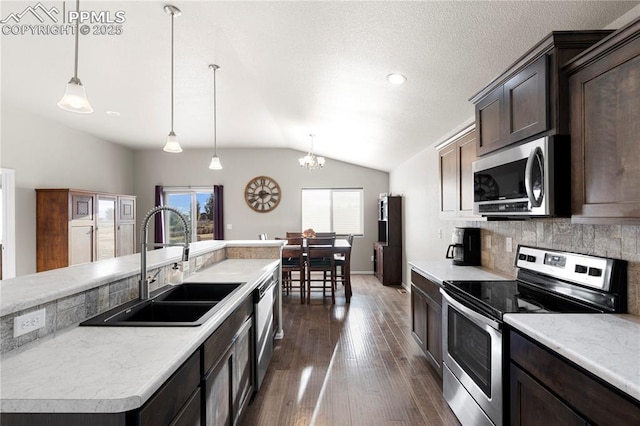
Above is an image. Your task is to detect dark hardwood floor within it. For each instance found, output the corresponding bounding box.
[241,274,460,426]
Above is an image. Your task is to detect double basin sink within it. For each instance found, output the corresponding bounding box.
[81,282,244,327]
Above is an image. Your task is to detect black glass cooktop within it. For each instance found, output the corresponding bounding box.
[443,280,600,321]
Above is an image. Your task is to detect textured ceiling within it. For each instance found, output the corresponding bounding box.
[2,1,638,171]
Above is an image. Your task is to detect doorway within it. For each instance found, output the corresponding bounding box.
[1,168,16,279]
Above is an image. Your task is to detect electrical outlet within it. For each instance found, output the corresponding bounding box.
[371,255,375,262]
[506,237,513,253]
[438,228,442,239]
[226,224,232,230]
[14,308,46,338]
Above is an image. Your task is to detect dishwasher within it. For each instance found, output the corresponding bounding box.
[253,272,276,391]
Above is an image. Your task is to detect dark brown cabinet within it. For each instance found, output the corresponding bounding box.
[203,298,254,426]
[138,352,201,426]
[439,128,478,218]
[374,196,402,286]
[566,19,640,224]
[471,31,612,156]
[36,189,136,272]
[510,363,587,426]
[410,270,442,376]
[509,329,640,425]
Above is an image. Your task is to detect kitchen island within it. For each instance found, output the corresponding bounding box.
[0,241,284,425]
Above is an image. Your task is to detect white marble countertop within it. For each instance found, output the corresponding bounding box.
[0,240,284,317]
[0,258,279,413]
[408,259,510,285]
[505,313,640,403]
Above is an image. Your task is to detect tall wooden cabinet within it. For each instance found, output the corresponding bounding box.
[36,189,136,272]
[373,196,402,286]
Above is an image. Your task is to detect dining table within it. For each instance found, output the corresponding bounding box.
[283,238,352,303]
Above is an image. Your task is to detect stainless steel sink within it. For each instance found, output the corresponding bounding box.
[80,282,245,327]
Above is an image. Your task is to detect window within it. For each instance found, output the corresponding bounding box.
[301,188,363,235]
[163,187,215,243]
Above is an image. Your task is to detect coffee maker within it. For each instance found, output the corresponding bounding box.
[445,227,481,266]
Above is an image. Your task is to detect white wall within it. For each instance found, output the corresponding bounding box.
[0,105,388,276]
[0,105,135,275]
[133,147,389,273]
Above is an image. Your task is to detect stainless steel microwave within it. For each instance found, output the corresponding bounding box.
[472,136,570,217]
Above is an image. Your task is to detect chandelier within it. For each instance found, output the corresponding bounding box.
[298,134,325,172]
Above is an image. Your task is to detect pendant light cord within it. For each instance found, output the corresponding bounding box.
[170,12,175,133]
[73,0,80,79]
[213,65,217,155]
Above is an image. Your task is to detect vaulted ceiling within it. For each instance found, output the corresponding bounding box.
[2,1,638,171]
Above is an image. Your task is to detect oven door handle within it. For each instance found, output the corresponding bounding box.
[440,289,501,331]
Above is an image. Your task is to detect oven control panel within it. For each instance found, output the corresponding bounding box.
[515,245,613,291]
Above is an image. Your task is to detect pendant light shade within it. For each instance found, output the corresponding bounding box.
[163,5,183,153]
[58,0,93,114]
[208,155,222,170]
[163,131,182,153]
[58,77,93,113]
[208,64,223,170]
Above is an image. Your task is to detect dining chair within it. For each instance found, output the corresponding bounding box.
[258,233,268,240]
[286,231,302,238]
[281,237,306,303]
[315,232,336,238]
[305,237,336,304]
[334,234,354,288]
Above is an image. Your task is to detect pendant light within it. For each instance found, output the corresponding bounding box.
[57,0,93,113]
[209,64,222,170]
[208,64,223,170]
[163,5,183,153]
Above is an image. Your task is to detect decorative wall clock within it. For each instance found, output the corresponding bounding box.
[244,176,281,212]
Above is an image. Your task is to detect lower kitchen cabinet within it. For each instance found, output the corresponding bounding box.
[203,298,254,426]
[510,363,586,426]
[410,270,442,376]
[509,329,640,425]
[137,351,201,425]
[205,345,233,426]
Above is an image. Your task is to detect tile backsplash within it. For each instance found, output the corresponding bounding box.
[450,218,640,316]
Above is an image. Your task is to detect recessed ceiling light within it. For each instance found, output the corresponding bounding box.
[106,111,120,116]
[387,73,407,85]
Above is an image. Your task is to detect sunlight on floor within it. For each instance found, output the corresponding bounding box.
[310,341,341,426]
[297,366,313,403]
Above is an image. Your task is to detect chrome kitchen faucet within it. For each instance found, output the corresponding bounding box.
[139,206,191,300]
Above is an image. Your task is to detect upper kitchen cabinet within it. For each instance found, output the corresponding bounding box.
[439,127,479,219]
[567,18,640,224]
[470,31,613,156]
[36,189,136,272]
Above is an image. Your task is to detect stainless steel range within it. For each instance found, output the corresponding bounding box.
[440,245,627,426]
